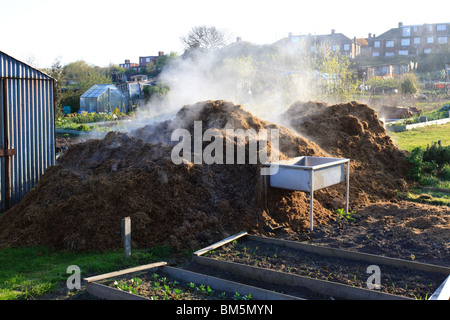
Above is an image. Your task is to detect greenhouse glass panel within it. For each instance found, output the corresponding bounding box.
[80,84,129,113]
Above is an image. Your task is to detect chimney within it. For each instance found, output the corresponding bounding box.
[331,29,335,35]
[399,22,403,28]
[236,36,242,42]
[368,33,372,38]
[125,59,130,64]
[158,51,164,56]
[288,32,293,38]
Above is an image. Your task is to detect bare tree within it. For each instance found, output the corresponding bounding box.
[181,25,231,50]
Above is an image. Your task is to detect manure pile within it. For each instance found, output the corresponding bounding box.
[0,100,410,252]
[280,101,410,208]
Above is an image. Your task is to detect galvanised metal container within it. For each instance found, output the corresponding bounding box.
[265,156,350,231]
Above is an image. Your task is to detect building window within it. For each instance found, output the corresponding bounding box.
[373,52,380,57]
[385,52,395,57]
[344,44,350,51]
[146,58,151,62]
[332,44,340,51]
[424,49,432,54]
[398,50,409,56]
[386,40,394,47]
[413,26,418,32]
[429,25,433,31]
[401,38,410,46]
[438,37,448,44]
[427,36,434,43]
[414,37,421,44]
[374,41,380,48]
[403,27,411,37]
[437,24,447,31]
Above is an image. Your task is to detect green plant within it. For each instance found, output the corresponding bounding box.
[441,163,450,181]
[335,208,355,222]
[400,74,419,94]
[113,277,142,294]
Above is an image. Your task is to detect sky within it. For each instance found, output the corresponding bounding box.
[1,0,449,69]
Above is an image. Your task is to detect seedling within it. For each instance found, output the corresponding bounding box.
[335,208,356,222]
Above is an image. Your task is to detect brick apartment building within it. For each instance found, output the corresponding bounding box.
[139,51,165,68]
[367,22,450,57]
[277,30,362,58]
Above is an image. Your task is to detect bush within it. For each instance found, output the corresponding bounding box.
[441,163,450,181]
[423,142,450,166]
[400,74,419,94]
[407,143,450,185]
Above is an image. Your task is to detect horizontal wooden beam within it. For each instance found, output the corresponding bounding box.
[84,261,167,283]
[193,231,248,256]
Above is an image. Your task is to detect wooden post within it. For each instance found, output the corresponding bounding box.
[122,217,131,258]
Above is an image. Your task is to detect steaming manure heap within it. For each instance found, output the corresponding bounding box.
[0,100,448,262]
[280,101,410,208]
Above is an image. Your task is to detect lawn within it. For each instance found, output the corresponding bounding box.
[0,245,171,300]
[388,122,450,151]
[388,123,450,206]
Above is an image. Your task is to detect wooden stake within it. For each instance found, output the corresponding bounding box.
[122,217,131,258]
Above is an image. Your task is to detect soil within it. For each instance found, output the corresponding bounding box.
[0,99,448,279]
[203,238,445,300]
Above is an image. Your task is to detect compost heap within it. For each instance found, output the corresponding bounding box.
[280,100,410,207]
[0,100,409,252]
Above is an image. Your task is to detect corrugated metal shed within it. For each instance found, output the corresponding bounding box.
[0,51,55,210]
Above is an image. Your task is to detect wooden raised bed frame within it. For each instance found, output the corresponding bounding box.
[193,232,450,300]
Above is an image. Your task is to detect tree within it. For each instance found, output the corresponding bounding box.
[180,25,230,50]
[156,52,179,71]
[60,60,112,112]
[41,58,66,115]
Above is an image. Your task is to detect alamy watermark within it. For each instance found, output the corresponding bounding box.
[367,265,382,290]
[66,265,81,290]
[170,121,280,175]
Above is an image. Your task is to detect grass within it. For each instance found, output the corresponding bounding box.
[401,188,450,206]
[0,245,171,300]
[388,123,450,206]
[388,123,450,151]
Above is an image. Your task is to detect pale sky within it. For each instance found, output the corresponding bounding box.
[1,0,449,68]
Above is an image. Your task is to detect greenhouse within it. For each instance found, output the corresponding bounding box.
[80,84,129,113]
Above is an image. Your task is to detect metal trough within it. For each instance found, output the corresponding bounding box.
[264,156,350,231]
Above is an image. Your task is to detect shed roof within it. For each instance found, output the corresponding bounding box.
[0,51,53,80]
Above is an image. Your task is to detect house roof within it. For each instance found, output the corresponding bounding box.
[275,32,355,47]
[0,51,53,80]
[372,28,401,41]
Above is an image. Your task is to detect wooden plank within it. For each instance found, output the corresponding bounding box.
[245,235,450,275]
[86,282,150,300]
[84,261,167,283]
[193,255,410,300]
[160,266,303,300]
[193,231,248,256]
